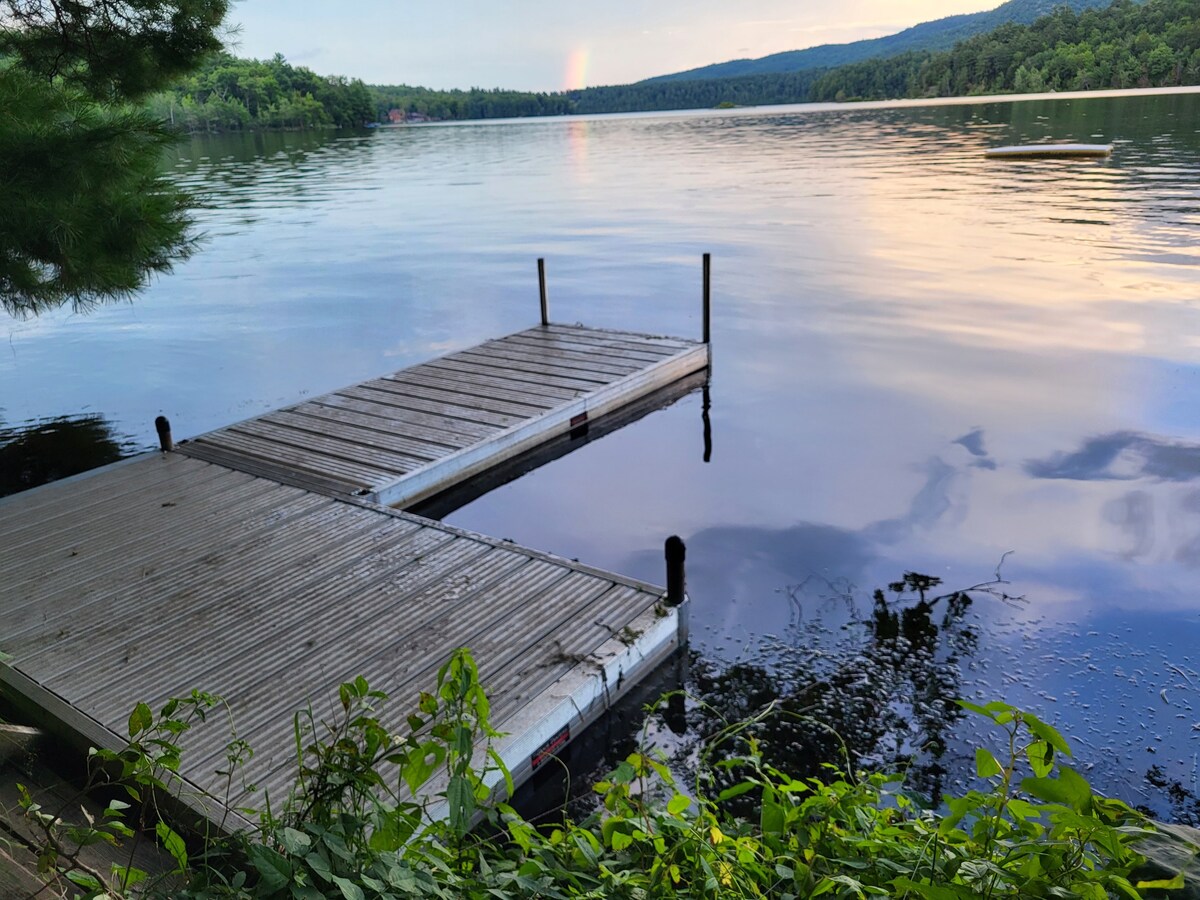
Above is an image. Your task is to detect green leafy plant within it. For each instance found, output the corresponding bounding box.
[17,648,1190,899]
[17,690,231,898]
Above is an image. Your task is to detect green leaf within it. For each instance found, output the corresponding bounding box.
[155,821,188,873]
[975,747,1004,779]
[304,850,333,883]
[717,782,757,801]
[128,701,153,737]
[1136,873,1186,890]
[369,810,417,853]
[332,875,366,900]
[278,827,311,855]
[892,877,976,899]
[611,762,637,785]
[111,864,149,887]
[1020,765,1093,811]
[447,774,475,836]
[667,794,691,815]
[1024,714,1073,757]
[761,784,785,836]
[1028,740,1054,777]
[65,870,103,890]
[248,843,292,893]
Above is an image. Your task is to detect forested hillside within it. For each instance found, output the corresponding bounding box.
[644,0,1124,83]
[810,0,1198,100]
[150,0,1198,130]
[368,85,572,120]
[148,53,375,131]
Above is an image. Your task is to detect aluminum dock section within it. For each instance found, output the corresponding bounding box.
[1,316,707,825]
[180,323,709,508]
[0,453,685,819]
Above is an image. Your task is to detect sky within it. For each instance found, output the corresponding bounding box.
[227,1,1001,92]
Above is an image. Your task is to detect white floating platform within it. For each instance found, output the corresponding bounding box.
[985,143,1113,159]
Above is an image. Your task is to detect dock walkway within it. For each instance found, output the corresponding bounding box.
[1,320,708,826]
[182,324,709,508]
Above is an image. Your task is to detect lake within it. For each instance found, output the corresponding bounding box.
[4,87,1200,818]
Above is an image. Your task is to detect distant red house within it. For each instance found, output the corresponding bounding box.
[387,108,405,124]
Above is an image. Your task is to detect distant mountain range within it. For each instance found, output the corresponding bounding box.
[642,0,1127,83]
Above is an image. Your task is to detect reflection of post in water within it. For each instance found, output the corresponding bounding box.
[701,380,713,464]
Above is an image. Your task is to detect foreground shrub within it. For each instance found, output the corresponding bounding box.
[17,649,1186,899]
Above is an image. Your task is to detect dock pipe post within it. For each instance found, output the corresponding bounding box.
[155,416,174,452]
[702,253,711,344]
[665,536,686,606]
[665,535,688,645]
[538,258,549,326]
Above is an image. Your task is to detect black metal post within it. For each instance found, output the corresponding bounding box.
[538,257,549,326]
[702,253,711,344]
[155,416,174,453]
[665,535,686,607]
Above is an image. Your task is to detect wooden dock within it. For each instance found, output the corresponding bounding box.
[0,317,709,826]
[181,324,709,509]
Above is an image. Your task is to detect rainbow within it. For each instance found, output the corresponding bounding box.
[564,47,589,91]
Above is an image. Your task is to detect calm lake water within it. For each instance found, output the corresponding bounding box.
[5,87,1200,817]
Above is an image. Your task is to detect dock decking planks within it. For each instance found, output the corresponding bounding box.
[180,324,709,508]
[1,319,705,833]
[0,455,683,819]
[1,320,706,829]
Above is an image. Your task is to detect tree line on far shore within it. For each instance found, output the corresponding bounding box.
[809,0,1199,101]
[152,0,1198,132]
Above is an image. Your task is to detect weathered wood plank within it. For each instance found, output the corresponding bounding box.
[264,409,457,459]
[389,367,578,406]
[0,844,44,897]
[0,756,177,889]
[215,557,577,805]
[2,476,301,601]
[3,491,334,638]
[14,499,402,673]
[331,386,522,431]
[282,404,477,451]
[1,321,705,833]
[181,545,536,774]
[514,328,683,358]
[0,453,194,536]
[365,376,551,418]
[424,356,613,393]
[541,323,695,352]
[427,355,614,391]
[489,584,654,721]
[458,343,642,378]
[180,440,361,497]
[230,419,429,474]
[191,430,390,486]
[0,461,253,559]
[368,344,711,509]
[499,332,670,364]
[74,524,463,720]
